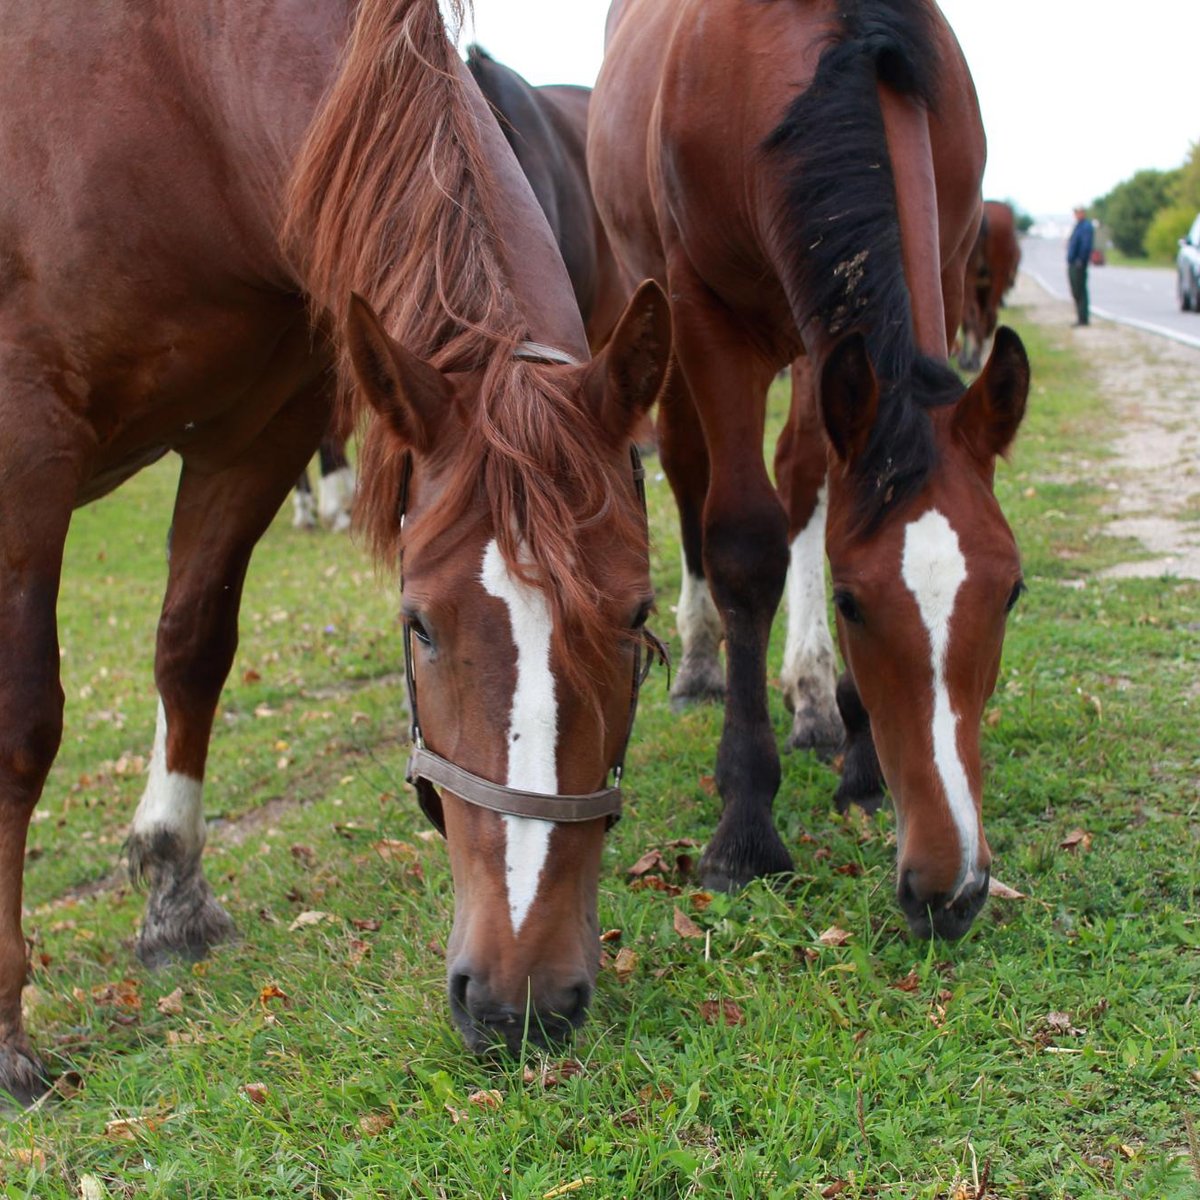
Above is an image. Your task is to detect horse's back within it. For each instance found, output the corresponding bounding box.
[0,2,342,501]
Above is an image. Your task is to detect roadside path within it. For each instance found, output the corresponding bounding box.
[1012,270,1200,580]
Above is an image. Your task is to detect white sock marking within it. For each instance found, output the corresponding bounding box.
[677,558,722,655]
[130,698,206,859]
[481,540,558,936]
[900,509,979,896]
[782,486,836,697]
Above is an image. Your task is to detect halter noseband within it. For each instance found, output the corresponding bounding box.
[398,341,664,837]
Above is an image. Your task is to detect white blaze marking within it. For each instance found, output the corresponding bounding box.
[900,508,979,896]
[782,486,836,694]
[481,540,558,936]
[130,698,206,857]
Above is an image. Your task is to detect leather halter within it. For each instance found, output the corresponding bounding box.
[397,342,664,837]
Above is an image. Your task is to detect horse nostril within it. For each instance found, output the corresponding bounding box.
[550,982,591,1027]
[897,868,920,912]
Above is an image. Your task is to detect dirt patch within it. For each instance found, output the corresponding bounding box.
[1013,271,1200,579]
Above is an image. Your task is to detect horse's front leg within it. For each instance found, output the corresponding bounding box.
[774,359,842,755]
[0,383,88,1107]
[670,274,793,890]
[129,383,330,966]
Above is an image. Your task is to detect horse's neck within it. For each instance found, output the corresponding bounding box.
[458,59,590,358]
[877,82,947,358]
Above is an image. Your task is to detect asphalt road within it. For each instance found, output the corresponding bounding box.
[1019,234,1200,350]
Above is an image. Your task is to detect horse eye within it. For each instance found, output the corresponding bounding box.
[631,600,654,630]
[834,589,863,625]
[406,613,433,646]
[1005,580,1026,613]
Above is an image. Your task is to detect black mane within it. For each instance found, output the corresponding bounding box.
[764,0,963,530]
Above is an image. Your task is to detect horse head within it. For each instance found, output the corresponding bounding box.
[819,326,1029,939]
[345,282,670,1051]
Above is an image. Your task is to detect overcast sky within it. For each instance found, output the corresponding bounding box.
[450,0,1197,218]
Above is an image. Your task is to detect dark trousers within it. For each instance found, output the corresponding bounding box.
[1068,261,1089,324]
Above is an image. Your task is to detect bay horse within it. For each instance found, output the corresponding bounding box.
[466,46,631,352]
[959,200,1022,371]
[0,0,669,1104]
[590,0,1030,938]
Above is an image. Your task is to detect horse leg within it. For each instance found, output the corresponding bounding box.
[833,671,885,816]
[668,283,793,890]
[292,467,317,530]
[0,393,87,1106]
[316,436,354,532]
[656,359,724,707]
[129,384,329,966]
[774,359,842,755]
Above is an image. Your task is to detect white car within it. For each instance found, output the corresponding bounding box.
[1177,212,1200,311]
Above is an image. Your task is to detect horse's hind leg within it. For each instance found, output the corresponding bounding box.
[0,392,87,1105]
[667,275,793,890]
[774,360,841,756]
[656,359,724,707]
[129,384,329,967]
[316,436,354,532]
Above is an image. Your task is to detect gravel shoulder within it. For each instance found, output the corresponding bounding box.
[1012,269,1200,580]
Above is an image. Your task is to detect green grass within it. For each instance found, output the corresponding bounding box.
[4,308,1199,1199]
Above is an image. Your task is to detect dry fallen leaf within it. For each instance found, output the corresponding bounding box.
[258,983,291,1008]
[288,910,331,932]
[599,928,622,943]
[891,969,921,993]
[468,1088,503,1109]
[7,1146,47,1168]
[821,1184,849,1199]
[817,926,852,947]
[1060,829,1092,853]
[357,1112,394,1137]
[612,947,638,983]
[988,877,1026,900]
[240,1082,269,1104]
[673,907,703,940]
[79,1175,108,1200]
[542,1181,597,1199]
[627,849,669,877]
[699,998,744,1026]
[155,987,184,1016]
[104,1115,163,1141]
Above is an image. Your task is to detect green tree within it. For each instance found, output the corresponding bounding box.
[1094,168,1179,257]
[1145,204,1194,262]
[1170,140,1200,211]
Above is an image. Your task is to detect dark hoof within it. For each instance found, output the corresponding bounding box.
[0,1043,50,1112]
[699,821,794,893]
[670,658,725,710]
[785,707,844,760]
[136,881,237,969]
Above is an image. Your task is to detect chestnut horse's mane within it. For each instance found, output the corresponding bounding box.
[283,0,640,680]
[764,0,963,531]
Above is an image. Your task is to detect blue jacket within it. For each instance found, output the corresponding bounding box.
[1067,218,1094,266]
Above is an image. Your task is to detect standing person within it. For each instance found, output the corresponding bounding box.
[1067,205,1094,326]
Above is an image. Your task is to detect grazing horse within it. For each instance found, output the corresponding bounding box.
[590,0,1030,938]
[466,46,631,352]
[959,200,1022,371]
[0,0,669,1104]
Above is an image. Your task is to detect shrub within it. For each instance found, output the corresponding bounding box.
[1145,204,1196,263]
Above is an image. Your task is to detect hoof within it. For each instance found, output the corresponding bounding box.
[699,816,794,893]
[834,781,885,816]
[136,888,236,969]
[784,704,844,760]
[670,656,725,710]
[128,834,237,968]
[0,1042,49,1112]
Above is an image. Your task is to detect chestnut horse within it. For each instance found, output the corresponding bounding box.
[0,0,669,1104]
[590,0,1030,938]
[959,200,1022,371]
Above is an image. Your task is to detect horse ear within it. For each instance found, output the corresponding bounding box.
[818,331,878,465]
[954,325,1029,460]
[344,292,450,453]
[588,279,671,442]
